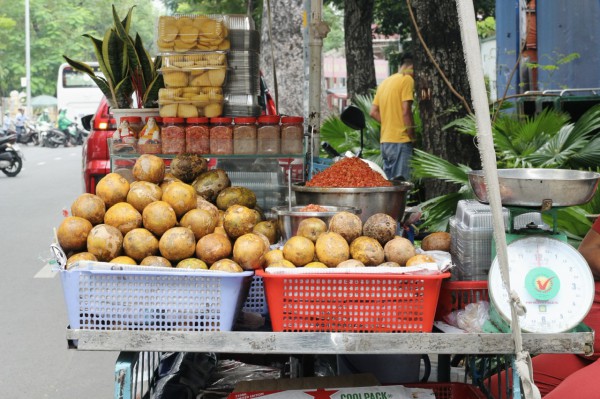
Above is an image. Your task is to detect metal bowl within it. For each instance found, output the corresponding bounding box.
[292,181,413,223]
[468,168,600,207]
[272,205,362,242]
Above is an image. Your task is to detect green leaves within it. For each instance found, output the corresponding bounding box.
[62,4,162,109]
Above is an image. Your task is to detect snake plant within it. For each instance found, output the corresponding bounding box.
[62,5,163,109]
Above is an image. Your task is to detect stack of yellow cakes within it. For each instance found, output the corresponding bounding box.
[157,15,230,118]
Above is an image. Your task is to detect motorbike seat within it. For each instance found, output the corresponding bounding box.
[0,134,17,145]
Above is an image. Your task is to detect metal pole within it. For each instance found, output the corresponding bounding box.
[25,0,31,115]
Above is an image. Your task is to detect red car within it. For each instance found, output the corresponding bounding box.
[81,79,277,194]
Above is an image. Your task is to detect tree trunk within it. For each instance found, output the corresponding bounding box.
[410,0,481,199]
[260,0,305,116]
[344,0,377,100]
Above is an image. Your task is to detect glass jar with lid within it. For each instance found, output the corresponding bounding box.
[186,117,210,154]
[257,115,281,154]
[233,117,257,155]
[209,117,233,155]
[280,116,304,155]
[161,117,186,154]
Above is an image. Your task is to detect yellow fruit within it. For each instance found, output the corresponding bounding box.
[210,258,243,272]
[362,213,397,246]
[264,249,284,265]
[337,259,365,268]
[304,261,328,269]
[123,228,159,262]
[315,232,349,268]
[176,258,208,269]
[70,193,106,225]
[233,233,268,271]
[66,252,97,269]
[252,220,279,245]
[140,255,172,267]
[349,236,385,266]
[110,256,137,265]
[196,232,232,265]
[421,232,451,252]
[383,237,416,266]
[296,217,327,243]
[57,216,93,252]
[132,154,166,184]
[86,224,123,262]
[96,172,130,208]
[142,201,178,236]
[283,236,315,267]
[126,181,162,213]
[223,204,258,239]
[162,181,198,219]
[158,227,197,262]
[406,254,436,266]
[180,208,217,240]
[104,202,143,236]
[266,259,296,268]
[328,211,363,244]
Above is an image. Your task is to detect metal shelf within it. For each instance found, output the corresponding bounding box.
[66,329,594,356]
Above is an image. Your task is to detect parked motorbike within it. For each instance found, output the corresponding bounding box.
[0,134,24,177]
[39,122,68,148]
[66,122,89,146]
[15,121,39,146]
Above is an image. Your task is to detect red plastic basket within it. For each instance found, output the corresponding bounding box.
[404,382,487,399]
[256,270,450,332]
[434,280,489,321]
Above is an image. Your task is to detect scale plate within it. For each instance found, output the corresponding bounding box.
[489,235,595,333]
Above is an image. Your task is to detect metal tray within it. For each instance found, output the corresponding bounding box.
[468,168,600,207]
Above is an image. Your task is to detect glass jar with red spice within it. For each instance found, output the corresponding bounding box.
[186,117,210,154]
[233,117,257,155]
[280,116,304,154]
[209,117,233,155]
[161,117,186,154]
[257,115,281,154]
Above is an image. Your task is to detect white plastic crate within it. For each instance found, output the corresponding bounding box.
[241,275,268,315]
[60,260,253,332]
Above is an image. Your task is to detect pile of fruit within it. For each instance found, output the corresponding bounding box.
[265,211,451,269]
[56,154,279,272]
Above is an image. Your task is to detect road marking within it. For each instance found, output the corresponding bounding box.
[34,262,58,278]
[54,157,62,161]
[37,161,46,166]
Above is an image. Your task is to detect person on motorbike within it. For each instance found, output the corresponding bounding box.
[38,109,51,124]
[57,109,74,146]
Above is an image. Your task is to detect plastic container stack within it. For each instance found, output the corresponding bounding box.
[223,18,262,117]
[156,14,236,119]
[449,200,510,281]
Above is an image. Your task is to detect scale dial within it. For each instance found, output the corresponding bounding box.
[489,235,595,333]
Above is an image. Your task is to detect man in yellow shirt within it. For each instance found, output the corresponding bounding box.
[369,54,415,180]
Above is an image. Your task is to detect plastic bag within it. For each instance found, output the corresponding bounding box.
[444,300,490,333]
[198,359,281,398]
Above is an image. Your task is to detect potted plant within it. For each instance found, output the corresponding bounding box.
[62,5,163,110]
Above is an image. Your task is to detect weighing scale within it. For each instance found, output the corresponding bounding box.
[468,168,600,333]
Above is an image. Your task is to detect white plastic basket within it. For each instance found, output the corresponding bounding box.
[60,260,253,332]
[241,275,268,315]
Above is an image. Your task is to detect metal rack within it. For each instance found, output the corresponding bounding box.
[66,329,593,356]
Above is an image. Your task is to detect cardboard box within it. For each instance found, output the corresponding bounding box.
[228,374,435,399]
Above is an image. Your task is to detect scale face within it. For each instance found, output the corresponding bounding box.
[489,235,595,333]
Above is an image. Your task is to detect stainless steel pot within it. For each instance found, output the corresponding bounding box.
[292,181,413,222]
[272,205,361,242]
[468,168,600,207]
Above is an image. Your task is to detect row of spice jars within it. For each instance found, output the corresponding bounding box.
[162,115,305,155]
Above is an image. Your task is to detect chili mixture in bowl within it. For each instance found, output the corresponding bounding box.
[306,157,391,188]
